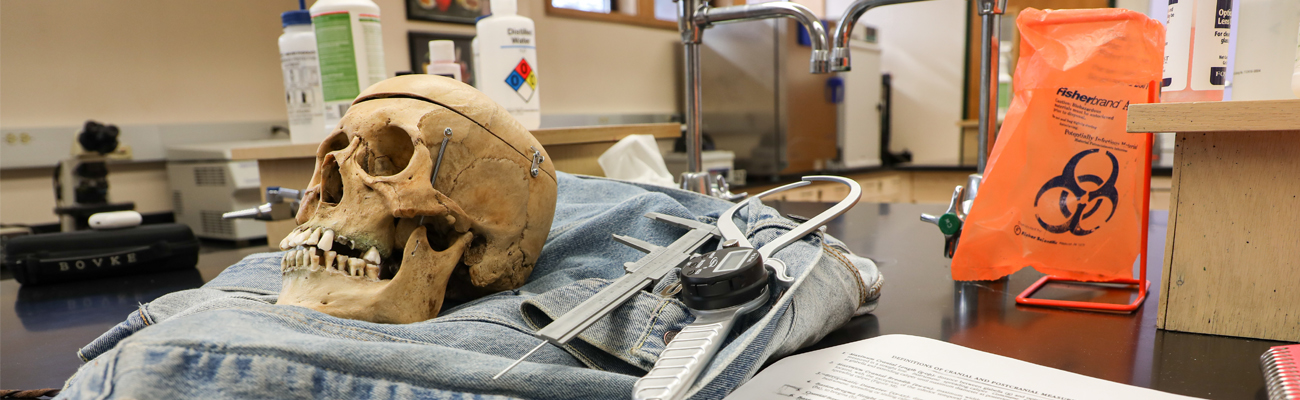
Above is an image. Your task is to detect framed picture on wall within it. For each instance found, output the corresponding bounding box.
[408,31,477,87]
[406,0,486,24]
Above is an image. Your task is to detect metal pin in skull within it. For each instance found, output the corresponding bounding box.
[419,128,454,227]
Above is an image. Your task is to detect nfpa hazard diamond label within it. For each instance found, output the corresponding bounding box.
[504,58,536,102]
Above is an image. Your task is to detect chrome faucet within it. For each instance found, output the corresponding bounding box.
[829,0,1007,258]
[677,0,832,198]
[829,0,935,73]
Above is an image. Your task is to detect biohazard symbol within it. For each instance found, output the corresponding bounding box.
[1033,149,1119,236]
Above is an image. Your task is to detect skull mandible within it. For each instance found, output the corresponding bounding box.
[276,75,557,324]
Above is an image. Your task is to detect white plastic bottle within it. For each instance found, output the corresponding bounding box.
[1162,0,1232,102]
[279,9,328,144]
[426,40,462,82]
[1232,0,1300,100]
[475,0,541,129]
[472,37,481,85]
[310,0,387,131]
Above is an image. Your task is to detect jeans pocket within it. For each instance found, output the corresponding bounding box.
[521,278,694,375]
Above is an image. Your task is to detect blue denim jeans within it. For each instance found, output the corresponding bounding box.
[62,172,881,400]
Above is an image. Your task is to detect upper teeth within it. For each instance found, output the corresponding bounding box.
[279,227,385,281]
[319,230,334,252]
[304,228,322,246]
[363,247,381,264]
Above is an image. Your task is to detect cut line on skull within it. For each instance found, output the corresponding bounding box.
[275,75,557,324]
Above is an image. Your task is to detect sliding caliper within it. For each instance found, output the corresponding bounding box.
[493,211,722,379]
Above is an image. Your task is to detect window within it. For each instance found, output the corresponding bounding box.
[546,0,682,29]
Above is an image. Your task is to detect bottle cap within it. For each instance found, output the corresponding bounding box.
[429,41,456,63]
[491,0,516,16]
[282,10,311,27]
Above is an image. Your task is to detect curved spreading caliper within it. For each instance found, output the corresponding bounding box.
[494,176,861,399]
[715,176,863,285]
[632,175,861,400]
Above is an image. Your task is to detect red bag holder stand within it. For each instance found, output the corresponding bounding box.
[1014,84,1159,313]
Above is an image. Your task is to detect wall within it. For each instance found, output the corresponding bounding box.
[0,0,680,226]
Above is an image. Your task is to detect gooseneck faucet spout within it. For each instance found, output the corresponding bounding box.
[696,2,832,73]
[831,0,933,72]
[677,0,832,197]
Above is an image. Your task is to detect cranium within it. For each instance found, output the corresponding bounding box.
[275,75,557,324]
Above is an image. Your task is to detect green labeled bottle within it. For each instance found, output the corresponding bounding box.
[311,0,387,131]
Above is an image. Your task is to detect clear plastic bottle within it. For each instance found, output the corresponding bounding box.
[474,0,541,129]
[1162,0,1232,102]
[279,9,328,144]
[310,0,386,131]
[426,40,462,82]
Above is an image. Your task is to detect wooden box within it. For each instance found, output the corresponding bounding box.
[1128,99,1300,342]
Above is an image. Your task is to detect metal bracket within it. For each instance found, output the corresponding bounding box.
[530,146,544,177]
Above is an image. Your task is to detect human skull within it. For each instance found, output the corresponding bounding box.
[276,75,557,324]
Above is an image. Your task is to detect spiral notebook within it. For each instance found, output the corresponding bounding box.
[1263,344,1300,400]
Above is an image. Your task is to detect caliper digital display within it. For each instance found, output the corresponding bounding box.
[712,248,752,274]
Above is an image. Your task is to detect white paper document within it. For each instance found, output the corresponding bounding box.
[725,335,1199,400]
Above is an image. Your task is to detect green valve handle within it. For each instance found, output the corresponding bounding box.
[937,213,962,236]
[919,185,965,237]
[920,183,973,259]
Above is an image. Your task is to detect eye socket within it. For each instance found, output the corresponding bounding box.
[319,131,350,157]
[321,158,343,205]
[359,126,415,177]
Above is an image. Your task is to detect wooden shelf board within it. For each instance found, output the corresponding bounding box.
[229,143,317,161]
[229,123,681,161]
[531,123,679,145]
[1127,99,1300,133]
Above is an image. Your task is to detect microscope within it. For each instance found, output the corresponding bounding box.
[54,121,136,231]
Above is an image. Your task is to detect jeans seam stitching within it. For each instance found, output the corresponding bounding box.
[822,243,867,306]
[630,298,674,361]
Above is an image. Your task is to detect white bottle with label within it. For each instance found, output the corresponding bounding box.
[310,0,387,131]
[1231,0,1300,101]
[279,9,328,144]
[474,0,541,129]
[426,40,463,82]
[1162,0,1232,103]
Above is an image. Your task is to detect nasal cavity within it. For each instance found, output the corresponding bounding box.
[321,157,343,205]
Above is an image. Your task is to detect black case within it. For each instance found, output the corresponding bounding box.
[1,223,200,286]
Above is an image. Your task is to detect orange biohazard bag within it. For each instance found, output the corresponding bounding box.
[951,8,1164,281]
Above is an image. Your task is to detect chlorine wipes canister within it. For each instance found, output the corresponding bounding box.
[311,0,387,131]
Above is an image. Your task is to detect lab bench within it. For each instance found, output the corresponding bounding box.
[226,121,1179,251]
[740,166,1173,214]
[228,123,680,250]
[0,202,1283,398]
